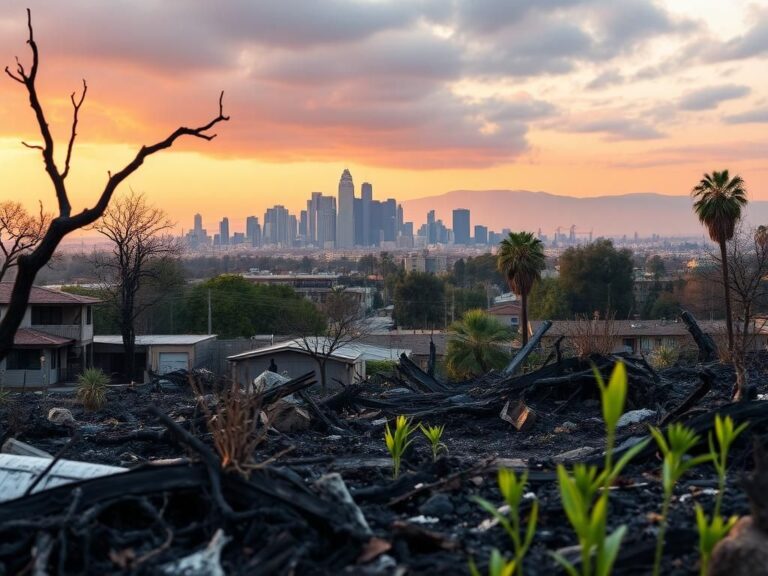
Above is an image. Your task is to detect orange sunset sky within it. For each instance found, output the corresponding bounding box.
[0,0,767,234]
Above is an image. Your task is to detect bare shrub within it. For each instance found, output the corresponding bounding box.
[566,311,618,358]
[649,344,679,370]
[191,378,267,476]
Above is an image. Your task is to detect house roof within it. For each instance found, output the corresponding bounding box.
[488,301,522,315]
[13,328,73,348]
[228,338,411,363]
[94,335,217,346]
[358,332,447,357]
[0,283,101,305]
[529,319,741,338]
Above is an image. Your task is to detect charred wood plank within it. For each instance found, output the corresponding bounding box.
[260,372,316,406]
[681,309,719,362]
[503,320,552,376]
[397,353,448,393]
[659,369,713,426]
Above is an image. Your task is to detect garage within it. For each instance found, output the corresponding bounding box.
[158,352,189,374]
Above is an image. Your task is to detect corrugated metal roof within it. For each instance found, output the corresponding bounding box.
[0,454,125,501]
[0,283,101,305]
[227,338,410,363]
[94,335,217,346]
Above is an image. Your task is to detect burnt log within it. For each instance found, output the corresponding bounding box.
[681,309,718,362]
[503,320,552,376]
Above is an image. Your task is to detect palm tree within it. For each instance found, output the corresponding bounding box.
[692,170,747,353]
[497,231,545,347]
[445,309,512,379]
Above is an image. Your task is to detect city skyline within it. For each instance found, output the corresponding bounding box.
[1,1,767,230]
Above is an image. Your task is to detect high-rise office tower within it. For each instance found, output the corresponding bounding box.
[474,225,488,245]
[299,210,308,241]
[264,205,291,246]
[307,192,321,244]
[336,169,355,248]
[361,182,372,246]
[453,209,470,245]
[194,213,203,233]
[397,204,404,235]
[426,210,436,244]
[219,217,230,246]
[316,195,336,248]
[369,200,382,246]
[246,216,261,247]
[382,199,397,242]
[354,198,363,246]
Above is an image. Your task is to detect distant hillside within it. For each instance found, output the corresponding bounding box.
[401,190,768,237]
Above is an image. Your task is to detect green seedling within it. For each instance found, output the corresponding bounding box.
[473,469,538,576]
[593,360,627,475]
[420,423,448,462]
[552,464,625,576]
[469,549,517,576]
[552,362,649,576]
[649,423,713,576]
[708,414,748,517]
[695,503,737,576]
[384,415,416,479]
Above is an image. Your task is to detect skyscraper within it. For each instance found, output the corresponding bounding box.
[264,205,291,247]
[453,209,470,245]
[246,216,261,247]
[474,225,488,245]
[219,217,230,246]
[426,210,436,244]
[336,169,355,248]
[361,182,372,247]
[316,195,336,248]
[382,199,397,242]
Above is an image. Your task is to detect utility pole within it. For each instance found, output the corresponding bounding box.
[207,289,212,335]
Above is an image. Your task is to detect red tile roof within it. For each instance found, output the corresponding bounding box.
[488,301,522,315]
[0,283,100,305]
[13,328,73,348]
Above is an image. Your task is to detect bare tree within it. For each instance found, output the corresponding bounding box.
[0,201,49,282]
[92,191,182,380]
[713,223,768,399]
[293,288,368,391]
[0,10,228,361]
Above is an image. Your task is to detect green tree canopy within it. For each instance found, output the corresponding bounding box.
[445,309,512,380]
[181,275,325,338]
[393,272,445,329]
[528,277,570,320]
[559,239,634,317]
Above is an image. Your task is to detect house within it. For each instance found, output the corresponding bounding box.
[487,301,522,331]
[93,335,217,381]
[358,330,447,371]
[528,319,768,356]
[0,283,99,387]
[227,338,411,388]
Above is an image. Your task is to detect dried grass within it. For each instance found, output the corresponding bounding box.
[566,312,618,359]
[191,378,268,476]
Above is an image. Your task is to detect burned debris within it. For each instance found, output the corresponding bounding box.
[0,311,766,575]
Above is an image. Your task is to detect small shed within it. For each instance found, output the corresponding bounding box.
[93,335,217,381]
[227,338,410,388]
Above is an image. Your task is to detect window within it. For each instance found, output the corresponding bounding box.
[50,350,57,369]
[31,306,63,325]
[6,349,42,370]
[86,306,92,325]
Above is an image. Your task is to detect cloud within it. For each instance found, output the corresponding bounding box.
[586,69,624,90]
[564,117,664,141]
[724,107,768,124]
[679,85,751,111]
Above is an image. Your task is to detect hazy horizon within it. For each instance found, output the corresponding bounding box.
[0,1,766,229]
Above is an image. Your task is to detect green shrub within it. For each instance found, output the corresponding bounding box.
[366,360,397,377]
[77,368,109,411]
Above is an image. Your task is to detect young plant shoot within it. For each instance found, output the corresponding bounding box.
[695,503,738,576]
[469,549,517,576]
[473,468,538,576]
[649,423,712,576]
[708,414,748,517]
[420,423,448,462]
[384,415,416,479]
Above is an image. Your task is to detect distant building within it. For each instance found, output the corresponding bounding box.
[219,217,230,246]
[184,213,210,249]
[453,209,470,245]
[487,301,521,331]
[474,225,488,245]
[245,216,261,247]
[263,205,292,247]
[361,182,372,246]
[336,169,355,248]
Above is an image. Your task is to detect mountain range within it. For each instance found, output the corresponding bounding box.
[401,190,768,238]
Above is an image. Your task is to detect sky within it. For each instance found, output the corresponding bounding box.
[0,0,767,233]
